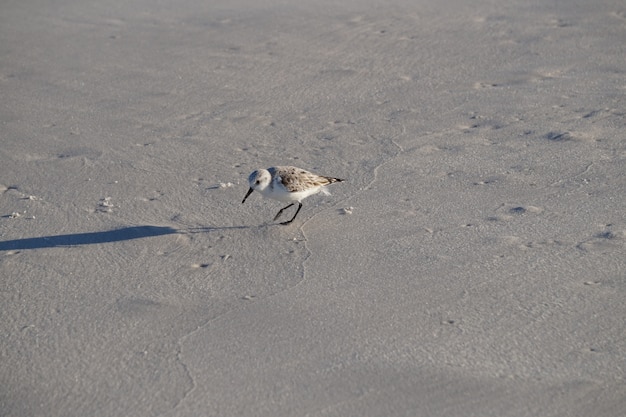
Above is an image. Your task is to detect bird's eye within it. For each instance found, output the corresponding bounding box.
[256,180,260,185]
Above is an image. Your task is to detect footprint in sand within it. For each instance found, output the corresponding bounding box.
[488,204,544,221]
[576,228,626,252]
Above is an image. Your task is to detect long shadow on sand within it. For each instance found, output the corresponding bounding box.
[0,225,254,251]
[0,226,178,251]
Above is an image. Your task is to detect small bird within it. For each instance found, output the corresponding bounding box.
[242,166,344,225]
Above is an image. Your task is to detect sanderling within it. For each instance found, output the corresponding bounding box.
[242,166,344,225]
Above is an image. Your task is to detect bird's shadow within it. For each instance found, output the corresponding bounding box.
[0,224,252,251]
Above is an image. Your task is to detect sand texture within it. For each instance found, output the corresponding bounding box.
[1,0,625,416]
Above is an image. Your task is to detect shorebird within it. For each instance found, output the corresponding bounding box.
[242,166,344,225]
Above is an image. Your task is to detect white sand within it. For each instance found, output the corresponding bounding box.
[1,0,625,415]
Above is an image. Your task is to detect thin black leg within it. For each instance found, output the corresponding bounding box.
[279,202,302,225]
[273,203,295,221]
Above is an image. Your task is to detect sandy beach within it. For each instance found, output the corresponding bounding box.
[1,0,625,416]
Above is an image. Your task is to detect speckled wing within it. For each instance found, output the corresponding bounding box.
[270,166,343,192]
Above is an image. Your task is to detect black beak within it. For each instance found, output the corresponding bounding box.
[242,187,253,204]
